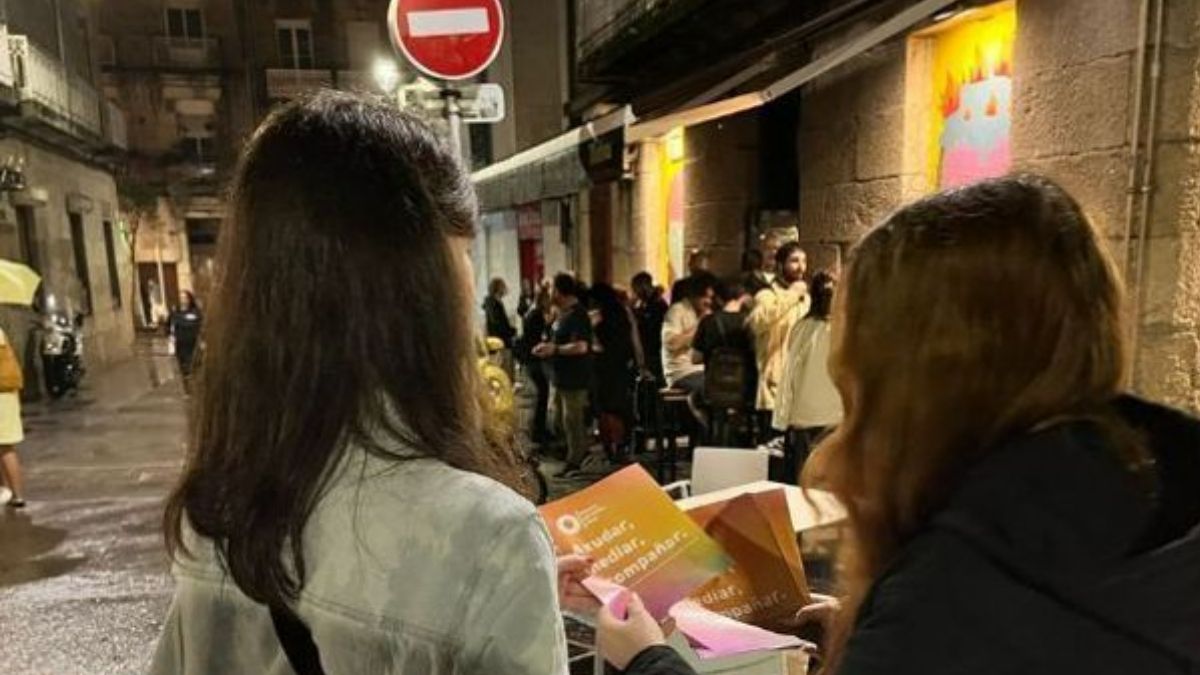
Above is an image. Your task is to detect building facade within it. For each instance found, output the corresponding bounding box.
[473,0,1200,413]
[99,0,577,337]
[99,0,397,317]
[0,0,134,394]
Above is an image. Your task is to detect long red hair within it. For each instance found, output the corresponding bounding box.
[806,175,1144,669]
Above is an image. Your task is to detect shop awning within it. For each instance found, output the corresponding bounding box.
[471,0,959,210]
[472,106,634,210]
[626,0,960,141]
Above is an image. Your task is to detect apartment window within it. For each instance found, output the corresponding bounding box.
[277,20,314,69]
[15,206,40,274]
[69,212,93,315]
[103,221,122,309]
[181,136,215,164]
[166,7,204,42]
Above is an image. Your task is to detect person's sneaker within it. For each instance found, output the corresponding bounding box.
[6,497,24,509]
[553,463,581,479]
[0,486,11,505]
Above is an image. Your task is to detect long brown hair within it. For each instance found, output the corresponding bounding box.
[164,92,522,609]
[807,175,1142,667]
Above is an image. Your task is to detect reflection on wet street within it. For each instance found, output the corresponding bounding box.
[0,351,184,675]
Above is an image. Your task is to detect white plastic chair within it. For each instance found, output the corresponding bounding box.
[662,446,771,499]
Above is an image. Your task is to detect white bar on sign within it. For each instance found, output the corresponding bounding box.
[407,8,489,37]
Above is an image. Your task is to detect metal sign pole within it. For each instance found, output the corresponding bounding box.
[442,88,464,161]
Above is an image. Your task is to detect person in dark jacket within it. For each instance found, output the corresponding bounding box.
[590,282,642,462]
[168,291,203,390]
[632,271,668,382]
[517,281,554,446]
[598,175,1200,674]
[482,277,516,348]
[517,277,535,318]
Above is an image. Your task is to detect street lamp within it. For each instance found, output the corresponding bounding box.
[373,58,400,93]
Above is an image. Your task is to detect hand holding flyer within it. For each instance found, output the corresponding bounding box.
[538,465,733,618]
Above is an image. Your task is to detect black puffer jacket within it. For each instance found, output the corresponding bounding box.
[625,396,1200,675]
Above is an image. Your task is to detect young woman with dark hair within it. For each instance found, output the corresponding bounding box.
[601,175,1200,675]
[151,92,568,674]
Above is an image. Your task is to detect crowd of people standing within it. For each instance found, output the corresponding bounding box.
[487,232,844,484]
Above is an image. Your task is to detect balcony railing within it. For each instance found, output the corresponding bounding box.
[7,35,104,138]
[104,99,128,150]
[266,68,333,100]
[68,72,101,133]
[153,37,221,69]
[0,25,13,89]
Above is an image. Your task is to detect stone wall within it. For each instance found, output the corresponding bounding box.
[797,39,910,274]
[1122,0,1200,411]
[795,0,1200,412]
[0,138,136,384]
[509,0,569,152]
[1010,0,1199,411]
[683,112,760,275]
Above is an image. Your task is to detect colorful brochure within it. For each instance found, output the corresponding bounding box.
[537,464,732,618]
[685,490,811,631]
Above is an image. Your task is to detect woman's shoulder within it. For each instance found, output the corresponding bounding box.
[334,452,538,528]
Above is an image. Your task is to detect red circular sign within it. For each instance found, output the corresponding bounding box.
[388,0,504,81]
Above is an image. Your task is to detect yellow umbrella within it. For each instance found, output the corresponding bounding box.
[0,259,41,306]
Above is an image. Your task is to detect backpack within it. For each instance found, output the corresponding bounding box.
[704,316,748,410]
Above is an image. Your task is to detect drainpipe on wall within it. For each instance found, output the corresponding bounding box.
[1129,0,1167,386]
[51,0,65,62]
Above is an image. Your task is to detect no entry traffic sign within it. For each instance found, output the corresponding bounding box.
[387,0,504,81]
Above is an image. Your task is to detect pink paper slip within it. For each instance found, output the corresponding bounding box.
[582,576,630,619]
[669,600,805,660]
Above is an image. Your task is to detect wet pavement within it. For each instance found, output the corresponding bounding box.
[0,342,184,675]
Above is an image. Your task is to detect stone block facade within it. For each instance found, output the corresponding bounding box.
[0,138,136,391]
[793,0,1200,412]
[682,112,760,275]
[797,39,910,267]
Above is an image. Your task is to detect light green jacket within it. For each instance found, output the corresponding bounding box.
[148,452,568,674]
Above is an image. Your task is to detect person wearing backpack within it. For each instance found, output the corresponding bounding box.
[773,271,841,483]
[692,279,757,445]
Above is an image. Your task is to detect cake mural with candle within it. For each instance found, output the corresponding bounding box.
[921,2,1017,190]
[938,53,1013,188]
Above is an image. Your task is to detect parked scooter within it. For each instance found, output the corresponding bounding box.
[40,307,85,399]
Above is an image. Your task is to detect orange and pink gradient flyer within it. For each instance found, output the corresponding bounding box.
[537,465,732,618]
